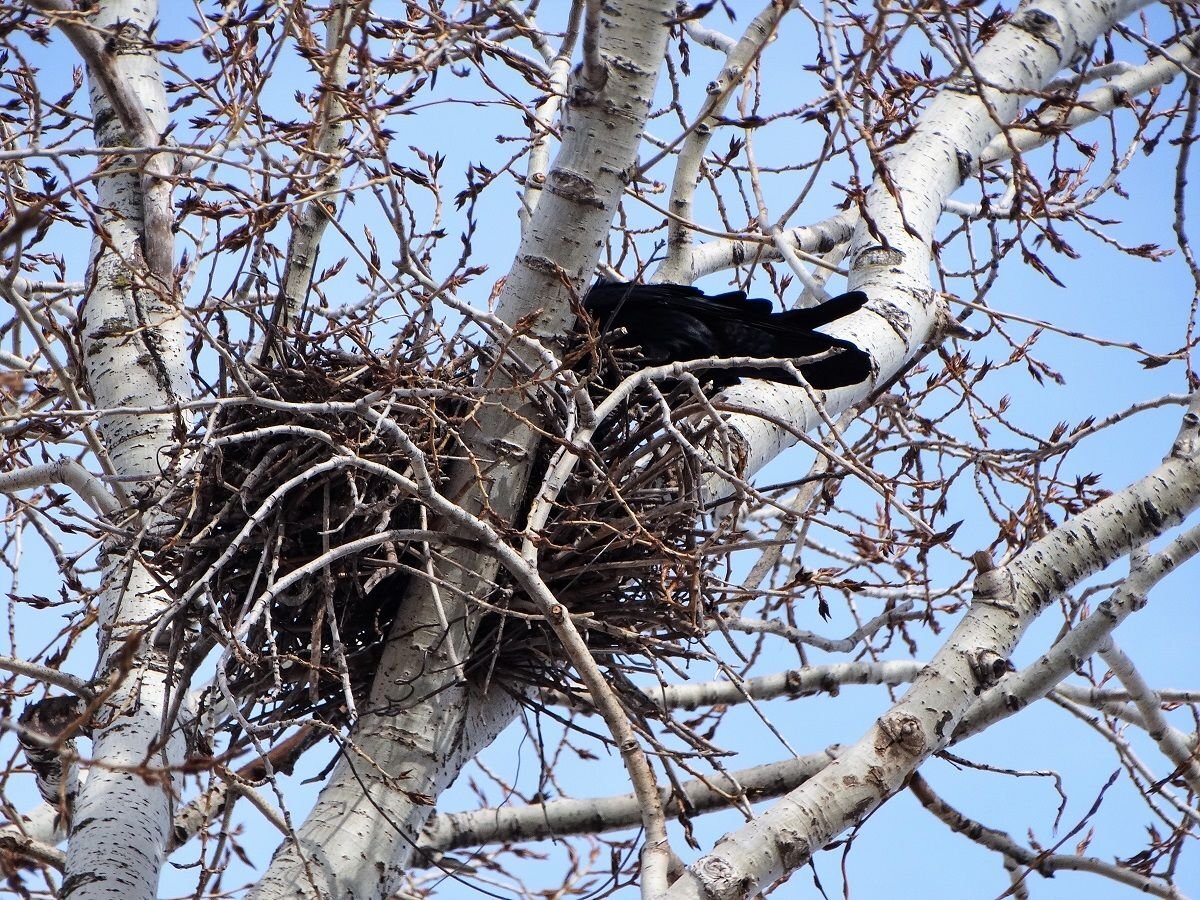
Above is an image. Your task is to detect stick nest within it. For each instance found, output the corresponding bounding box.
[171,342,725,729]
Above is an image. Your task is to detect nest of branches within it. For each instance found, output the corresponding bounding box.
[171,336,725,728]
[169,341,456,721]
[477,392,725,694]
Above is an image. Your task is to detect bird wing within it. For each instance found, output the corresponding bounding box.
[776,291,869,329]
[582,281,872,389]
[585,281,773,319]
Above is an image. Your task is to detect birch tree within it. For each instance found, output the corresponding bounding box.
[1,1,1198,898]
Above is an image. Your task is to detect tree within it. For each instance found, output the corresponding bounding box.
[0,0,1198,897]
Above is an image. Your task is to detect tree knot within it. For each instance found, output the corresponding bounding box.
[875,712,925,757]
[970,649,1013,692]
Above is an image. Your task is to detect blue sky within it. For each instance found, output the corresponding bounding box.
[4,4,1198,898]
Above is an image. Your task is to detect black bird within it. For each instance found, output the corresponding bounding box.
[583,281,871,390]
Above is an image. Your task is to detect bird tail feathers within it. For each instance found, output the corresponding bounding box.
[776,291,868,329]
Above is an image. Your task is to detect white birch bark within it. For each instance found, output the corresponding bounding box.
[661,0,1170,895]
[249,3,677,896]
[419,752,834,855]
[666,391,1200,899]
[61,562,189,900]
[13,1,1192,895]
[36,0,190,484]
[698,0,1156,497]
[32,1,192,897]
[656,2,793,284]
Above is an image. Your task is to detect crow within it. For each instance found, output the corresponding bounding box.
[583,281,871,390]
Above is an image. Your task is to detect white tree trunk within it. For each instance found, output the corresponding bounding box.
[250,3,677,896]
[705,0,1156,493]
[55,1,191,897]
[667,400,1200,897]
[664,0,1172,894]
[12,0,1191,896]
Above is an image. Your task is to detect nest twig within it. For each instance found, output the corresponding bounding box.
[170,336,732,735]
[480,394,724,691]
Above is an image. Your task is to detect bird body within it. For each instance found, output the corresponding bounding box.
[583,281,871,390]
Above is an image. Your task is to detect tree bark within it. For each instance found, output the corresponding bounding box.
[250,3,678,896]
[43,1,192,897]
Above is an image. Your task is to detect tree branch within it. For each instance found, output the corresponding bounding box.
[668,385,1199,892]
[419,751,834,854]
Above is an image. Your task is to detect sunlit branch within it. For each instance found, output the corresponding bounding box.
[419,751,833,854]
